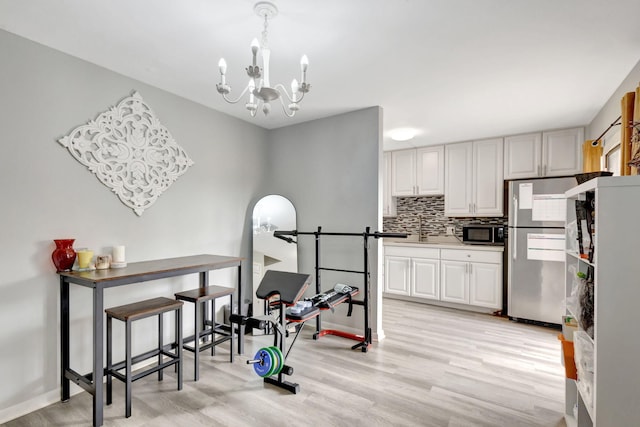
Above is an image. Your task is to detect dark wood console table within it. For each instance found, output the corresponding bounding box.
[58,254,244,426]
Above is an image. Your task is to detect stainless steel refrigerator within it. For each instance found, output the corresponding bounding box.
[507,176,575,325]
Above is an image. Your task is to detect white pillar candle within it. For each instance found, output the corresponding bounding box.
[113,246,126,263]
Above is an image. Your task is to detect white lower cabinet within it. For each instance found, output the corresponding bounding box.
[440,260,468,304]
[440,249,502,309]
[385,245,503,310]
[384,246,439,300]
[469,261,502,308]
[384,256,411,296]
[411,258,440,299]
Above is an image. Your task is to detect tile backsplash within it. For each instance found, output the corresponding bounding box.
[383,195,507,239]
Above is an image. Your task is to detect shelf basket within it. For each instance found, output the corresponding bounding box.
[575,171,613,185]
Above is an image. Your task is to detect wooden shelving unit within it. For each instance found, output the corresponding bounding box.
[563,176,640,426]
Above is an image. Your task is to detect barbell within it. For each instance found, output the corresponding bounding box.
[247,346,285,378]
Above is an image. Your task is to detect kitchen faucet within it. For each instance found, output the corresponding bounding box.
[418,214,423,242]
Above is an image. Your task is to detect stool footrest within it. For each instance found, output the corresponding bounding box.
[183,325,232,344]
[109,348,179,373]
[109,356,180,384]
[183,335,233,354]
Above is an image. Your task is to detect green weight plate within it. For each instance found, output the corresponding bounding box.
[269,346,284,375]
[263,346,278,377]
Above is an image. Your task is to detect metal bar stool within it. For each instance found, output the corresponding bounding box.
[174,285,235,381]
[106,297,183,418]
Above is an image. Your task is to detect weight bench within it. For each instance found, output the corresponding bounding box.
[231,270,359,394]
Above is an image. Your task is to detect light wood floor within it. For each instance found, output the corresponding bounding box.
[5,299,567,426]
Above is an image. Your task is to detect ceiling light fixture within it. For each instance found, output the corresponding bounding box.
[216,1,310,117]
[389,128,417,142]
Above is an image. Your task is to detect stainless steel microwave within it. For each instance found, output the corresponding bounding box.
[462,225,505,245]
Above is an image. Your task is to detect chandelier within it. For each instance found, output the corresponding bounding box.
[216,1,310,117]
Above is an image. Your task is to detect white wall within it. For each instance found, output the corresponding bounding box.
[264,107,384,339]
[0,29,267,421]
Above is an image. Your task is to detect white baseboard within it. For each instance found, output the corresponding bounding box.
[0,357,160,424]
[0,388,80,424]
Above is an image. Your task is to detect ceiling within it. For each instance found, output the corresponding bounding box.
[2,0,640,150]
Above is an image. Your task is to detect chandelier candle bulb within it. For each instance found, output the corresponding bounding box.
[300,55,308,83]
[251,38,259,66]
[218,58,227,84]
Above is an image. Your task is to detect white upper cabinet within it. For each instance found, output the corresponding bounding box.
[504,128,583,179]
[473,138,504,215]
[391,146,444,196]
[445,138,504,217]
[542,128,584,177]
[416,146,445,195]
[443,142,473,215]
[504,133,542,179]
[383,152,396,217]
[391,149,417,196]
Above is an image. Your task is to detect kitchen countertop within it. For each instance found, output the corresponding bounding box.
[383,235,504,252]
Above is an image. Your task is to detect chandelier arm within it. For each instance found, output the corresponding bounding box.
[277,96,297,118]
[220,84,252,104]
[294,91,306,103]
[273,83,296,103]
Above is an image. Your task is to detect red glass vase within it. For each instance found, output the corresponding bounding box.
[52,239,76,272]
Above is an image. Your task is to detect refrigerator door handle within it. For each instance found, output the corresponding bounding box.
[513,195,518,231]
[512,197,518,261]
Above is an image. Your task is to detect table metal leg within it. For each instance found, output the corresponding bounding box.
[60,277,70,402]
[93,287,104,426]
[237,264,244,355]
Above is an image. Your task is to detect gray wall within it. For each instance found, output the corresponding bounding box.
[587,58,640,141]
[0,29,383,422]
[264,107,384,338]
[0,30,267,419]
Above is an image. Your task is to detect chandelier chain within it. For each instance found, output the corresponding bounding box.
[261,13,269,48]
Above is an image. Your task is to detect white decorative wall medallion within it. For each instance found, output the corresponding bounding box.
[58,92,194,216]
